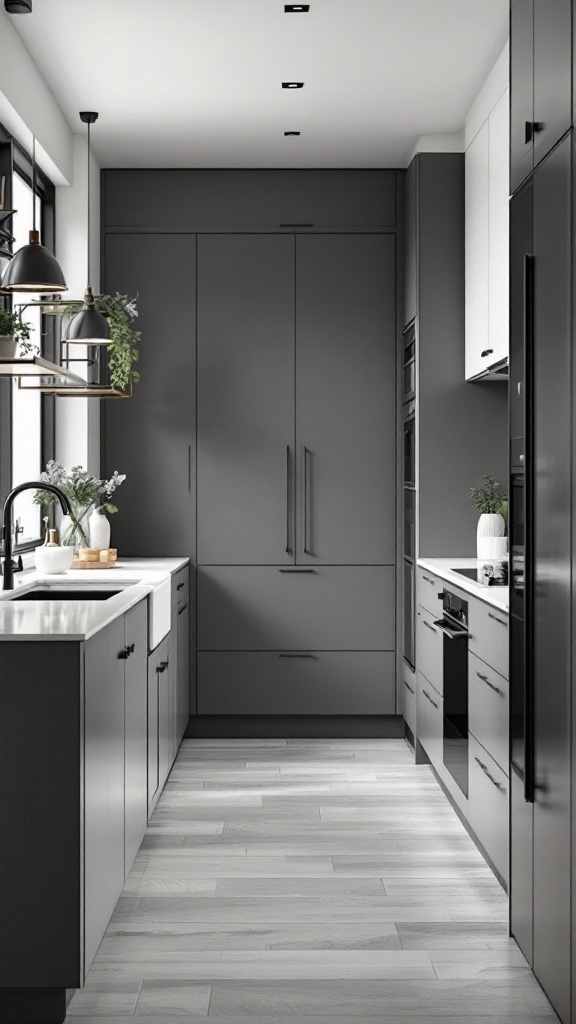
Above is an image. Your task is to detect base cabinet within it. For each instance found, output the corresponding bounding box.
[416,672,443,772]
[124,601,149,877]
[468,735,509,883]
[148,636,170,816]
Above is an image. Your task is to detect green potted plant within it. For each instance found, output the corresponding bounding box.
[64,292,141,391]
[470,474,507,559]
[34,461,126,552]
[0,309,34,358]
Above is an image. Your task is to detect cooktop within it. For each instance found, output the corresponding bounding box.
[451,567,507,587]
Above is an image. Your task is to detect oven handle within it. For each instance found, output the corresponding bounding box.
[433,619,469,641]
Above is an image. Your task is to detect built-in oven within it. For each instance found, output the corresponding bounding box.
[435,590,470,798]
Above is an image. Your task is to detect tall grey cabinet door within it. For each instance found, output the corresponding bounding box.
[197,235,295,565]
[124,600,148,878]
[84,617,125,976]
[296,234,396,564]
[103,234,196,558]
[532,135,571,1024]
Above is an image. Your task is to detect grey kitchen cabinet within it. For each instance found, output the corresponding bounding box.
[468,734,509,883]
[295,234,396,565]
[198,651,395,716]
[84,616,126,975]
[148,635,172,816]
[415,605,443,696]
[510,0,572,194]
[416,671,443,772]
[417,567,444,619]
[468,652,509,774]
[197,234,296,565]
[402,672,417,737]
[103,234,196,560]
[124,600,149,877]
[467,599,509,680]
[197,565,394,653]
[171,564,191,744]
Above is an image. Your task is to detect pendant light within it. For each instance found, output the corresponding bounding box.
[65,112,110,344]
[1,136,67,293]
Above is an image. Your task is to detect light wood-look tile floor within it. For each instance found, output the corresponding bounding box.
[67,738,557,1022]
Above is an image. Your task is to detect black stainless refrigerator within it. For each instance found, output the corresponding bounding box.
[509,132,572,1024]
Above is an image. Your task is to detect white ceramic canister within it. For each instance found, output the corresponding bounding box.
[89,509,111,550]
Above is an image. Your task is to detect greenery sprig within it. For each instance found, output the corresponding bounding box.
[470,474,507,516]
[0,309,35,353]
[64,292,141,391]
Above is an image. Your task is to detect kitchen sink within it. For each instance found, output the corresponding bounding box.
[8,587,124,601]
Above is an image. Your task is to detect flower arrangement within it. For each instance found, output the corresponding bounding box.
[34,461,126,548]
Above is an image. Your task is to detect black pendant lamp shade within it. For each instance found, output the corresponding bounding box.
[65,112,110,344]
[1,135,67,293]
[4,1,33,12]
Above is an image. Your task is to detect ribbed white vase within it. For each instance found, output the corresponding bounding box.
[476,513,505,560]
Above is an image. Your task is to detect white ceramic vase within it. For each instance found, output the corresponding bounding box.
[0,336,18,358]
[89,509,111,550]
[476,512,505,560]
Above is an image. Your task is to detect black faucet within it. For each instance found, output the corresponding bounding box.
[1,482,71,590]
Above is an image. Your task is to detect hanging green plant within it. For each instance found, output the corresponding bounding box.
[63,292,141,391]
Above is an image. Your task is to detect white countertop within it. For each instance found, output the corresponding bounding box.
[0,557,189,642]
[418,557,509,614]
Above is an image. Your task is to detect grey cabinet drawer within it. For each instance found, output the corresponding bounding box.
[468,735,509,883]
[173,566,189,610]
[198,652,395,715]
[469,652,509,774]
[468,598,509,679]
[416,672,443,772]
[417,567,444,618]
[416,605,443,695]
[402,672,417,736]
[198,566,394,651]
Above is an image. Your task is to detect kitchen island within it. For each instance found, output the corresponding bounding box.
[0,558,190,1024]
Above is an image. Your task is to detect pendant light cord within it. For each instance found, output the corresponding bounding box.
[32,135,36,234]
[86,120,91,290]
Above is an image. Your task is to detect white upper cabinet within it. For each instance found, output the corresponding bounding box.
[465,84,510,381]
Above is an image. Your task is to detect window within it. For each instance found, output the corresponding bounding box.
[0,127,57,551]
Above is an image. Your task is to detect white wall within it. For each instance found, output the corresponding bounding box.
[55,135,101,475]
[465,44,509,148]
[0,7,101,476]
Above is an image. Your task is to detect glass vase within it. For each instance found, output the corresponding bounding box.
[59,505,92,553]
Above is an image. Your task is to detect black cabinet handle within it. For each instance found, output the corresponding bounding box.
[423,690,438,710]
[481,349,494,358]
[403,680,415,695]
[475,756,503,791]
[118,646,129,660]
[279,652,316,659]
[279,567,316,573]
[178,603,188,615]
[286,444,292,555]
[423,620,437,633]
[422,574,434,584]
[129,643,135,654]
[177,582,185,591]
[303,446,311,555]
[476,671,503,695]
[525,120,544,145]
[488,612,507,627]
[157,660,169,674]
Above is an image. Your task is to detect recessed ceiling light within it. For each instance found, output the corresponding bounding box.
[284,132,301,136]
[285,4,310,11]
[282,82,304,89]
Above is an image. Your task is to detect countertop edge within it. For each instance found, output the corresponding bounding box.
[417,558,509,614]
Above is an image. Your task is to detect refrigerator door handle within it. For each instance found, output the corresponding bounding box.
[523,252,535,805]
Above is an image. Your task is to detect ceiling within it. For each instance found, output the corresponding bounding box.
[11,0,508,169]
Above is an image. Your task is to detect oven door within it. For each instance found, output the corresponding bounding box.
[436,615,469,798]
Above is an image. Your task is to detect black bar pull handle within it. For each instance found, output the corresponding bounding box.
[285,444,292,555]
[523,253,535,804]
[303,446,311,555]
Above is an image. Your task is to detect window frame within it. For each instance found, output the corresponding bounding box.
[0,123,57,553]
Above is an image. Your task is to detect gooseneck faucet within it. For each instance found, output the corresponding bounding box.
[1,482,70,590]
